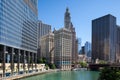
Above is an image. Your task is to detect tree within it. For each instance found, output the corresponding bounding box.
[98,68,120,80]
[30,57,33,63]
[79,62,87,68]
[43,57,47,63]
[37,58,43,63]
[45,64,49,70]
[99,60,107,64]
[49,63,56,69]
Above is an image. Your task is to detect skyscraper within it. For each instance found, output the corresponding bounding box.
[40,32,54,64]
[54,28,72,70]
[116,25,120,63]
[64,8,77,64]
[85,41,91,57]
[77,38,81,54]
[37,20,51,58]
[92,14,116,63]
[54,8,77,70]
[38,20,51,42]
[0,0,38,76]
[81,46,85,55]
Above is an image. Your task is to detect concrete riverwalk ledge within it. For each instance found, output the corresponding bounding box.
[0,63,59,80]
[3,70,57,80]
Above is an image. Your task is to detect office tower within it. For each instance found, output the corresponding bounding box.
[64,8,77,64]
[77,38,81,54]
[0,0,38,76]
[37,20,51,58]
[116,26,120,62]
[54,28,72,70]
[40,32,54,64]
[38,21,51,42]
[92,14,116,63]
[81,46,85,55]
[85,41,91,57]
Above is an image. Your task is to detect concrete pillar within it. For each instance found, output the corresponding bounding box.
[3,45,6,77]
[35,53,37,70]
[23,51,25,73]
[17,49,20,74]
[28,52,30,72]
[11,48,14,76]
[32,53,34,70]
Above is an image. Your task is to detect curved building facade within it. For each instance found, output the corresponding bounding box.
[0,0,38,52]
[0,0,38,76]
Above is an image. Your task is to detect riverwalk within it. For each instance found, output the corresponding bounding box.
[1,70,57,80]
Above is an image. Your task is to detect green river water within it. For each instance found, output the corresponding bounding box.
[20,71,99,80]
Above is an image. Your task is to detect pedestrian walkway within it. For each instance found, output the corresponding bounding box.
[1,70,56,80]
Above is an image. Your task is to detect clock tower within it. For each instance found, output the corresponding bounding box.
[64,7,71,29]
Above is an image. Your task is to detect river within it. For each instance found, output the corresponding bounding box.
[20,71,99,80]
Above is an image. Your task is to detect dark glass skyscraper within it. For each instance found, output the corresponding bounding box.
[92,14,116,63]
[0,0,38,76]
[116,26,120,62]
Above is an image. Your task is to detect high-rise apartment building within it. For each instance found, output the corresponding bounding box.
[40,32,54,64]
[92,14,116,63]
[0,0,38,76]
[54,28,72,70]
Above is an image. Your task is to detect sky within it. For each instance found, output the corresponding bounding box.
[38,0,120,46]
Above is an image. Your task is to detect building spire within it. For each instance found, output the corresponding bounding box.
[66,7,69,12]
[64,7,71,29]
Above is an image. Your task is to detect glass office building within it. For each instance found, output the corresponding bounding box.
[92,14,116,63]
[85,41,91,57]
[77,38,81,54]
[0,0,38,76]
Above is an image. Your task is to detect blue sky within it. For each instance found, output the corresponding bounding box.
[38,0,120,46]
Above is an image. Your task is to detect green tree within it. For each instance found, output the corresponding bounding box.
[99,60,107,64]
[49,63,56,69]
[43,57,47,63]
[79,62,87,68]
[37,58,43,63]
[30,57,33,63]
[98,68,120,80]
[45,64,49,70]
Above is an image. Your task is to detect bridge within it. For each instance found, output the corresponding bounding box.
[89,64,110,71]
[89,63,120,71]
